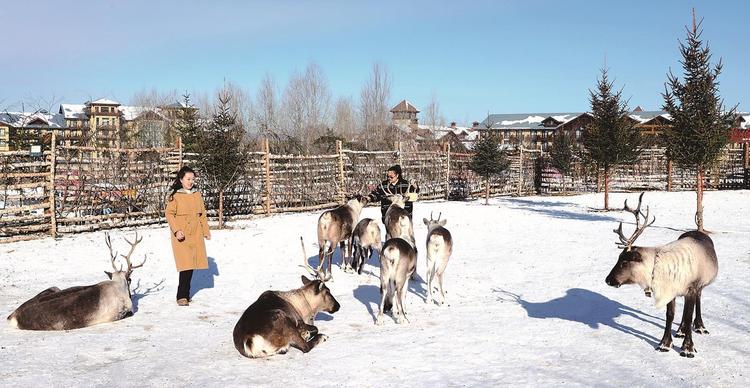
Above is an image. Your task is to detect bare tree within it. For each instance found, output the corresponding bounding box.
[423,92,446,131]
[252,73,280,141]
[359,62,392,150]
[333,96,357,142]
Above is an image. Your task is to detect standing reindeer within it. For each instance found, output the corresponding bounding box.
[350,218,382,275]
[232,238,339,358]
[7,232,146,330]
[317,192,368,275]
[376,236,417,325]
[605,193,718,358]
[423,212,452,305]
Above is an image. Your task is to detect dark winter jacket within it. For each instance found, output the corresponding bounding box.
[367,178,419,223]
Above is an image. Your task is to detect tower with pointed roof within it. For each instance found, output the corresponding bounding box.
[390,100,419,129]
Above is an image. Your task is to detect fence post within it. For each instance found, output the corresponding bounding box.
[517,147,524,196]
[49,131,57,238]
[667,159,673,192]
[336,140,345,204]
[263,138,271,214]
[178,136,183,170]
[396,141,403,167]
[444,142,451,199]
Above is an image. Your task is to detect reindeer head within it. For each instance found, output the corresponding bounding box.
[345,183,369,209]
[606,193,656,289]
[298,236,340,313]
[423,211,447,230]
[105,231,146,297]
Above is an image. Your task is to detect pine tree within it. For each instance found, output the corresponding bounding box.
[469,132,509,204]
[175,93,202,153]
[662,11,736,231]
[549,131,573,194]
[584,68,643,210]
[199,91,249,228]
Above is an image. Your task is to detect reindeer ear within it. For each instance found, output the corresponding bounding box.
[423,218,429,225]
[439,219,447,226]
[318,282,325,292]
[104,271,113,279]
[301,275,312,285]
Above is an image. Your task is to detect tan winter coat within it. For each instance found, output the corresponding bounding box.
[165,189,211,271]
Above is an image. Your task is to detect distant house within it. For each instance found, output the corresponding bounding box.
[476,109,674,151]
[0,111,69,151]
[389,100,480,151]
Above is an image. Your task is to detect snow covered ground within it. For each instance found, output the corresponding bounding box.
[1,191,749,387]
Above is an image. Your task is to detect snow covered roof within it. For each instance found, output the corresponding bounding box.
[0,111,66,128]
[482,113,585,130]
[739,114,750,129]
[482,111,674,130]
[86,98,121,105]
[390,100,420,113]
[59,104,87,120]
[58,103,170,121]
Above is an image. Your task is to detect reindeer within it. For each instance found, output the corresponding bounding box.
[232,237,340,358]
[350,218,382,275]
[423,212,452,305]
[376,237,417,325]
[382,183,416,244]
[317,189,369,275]
[605,193,718,358]
[7,232,146,331]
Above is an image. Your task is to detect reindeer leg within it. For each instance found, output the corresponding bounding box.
[376,276,389,325]
[656,298,675,352]
[679,293,697,358]
[692,289,709,334]
[425,262,434,304]
[395,276,410,324]
[289,319,327,354]
[437,270,446,306]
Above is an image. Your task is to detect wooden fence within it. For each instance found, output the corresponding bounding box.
[1,137,747,243]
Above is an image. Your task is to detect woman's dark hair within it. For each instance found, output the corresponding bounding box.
[168,166,196,201]
[387,164,402,178]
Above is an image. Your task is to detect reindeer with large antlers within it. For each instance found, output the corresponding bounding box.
[605,193,718,358]
[7,232,147,330]
[232,237,340,358]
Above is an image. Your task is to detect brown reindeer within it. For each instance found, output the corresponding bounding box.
[605,193,718,357]
[232,238,340,358]
[7,232,146,330]
[350,218,382,275]
[317,190,369,276]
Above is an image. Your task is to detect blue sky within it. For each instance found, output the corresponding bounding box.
[1,0,747,124]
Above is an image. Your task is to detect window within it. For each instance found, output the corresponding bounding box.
[0,128,5,136]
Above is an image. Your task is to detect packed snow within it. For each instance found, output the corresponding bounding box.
[1,191,749,387]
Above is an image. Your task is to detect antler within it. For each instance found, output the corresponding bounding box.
[429,211,442,221]
[299,237,331,282]
[105,233,123,272]
[613,192,656,250]
[380,183,394,196]
[121,231,146,274]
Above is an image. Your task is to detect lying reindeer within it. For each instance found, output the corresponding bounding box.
[7,232,146,330]
[605,193,718,358]
[232,237,340,358]
[350,218,382,275]
[423,212,452,305]
[376,236,417,325]
[317,192,368,275]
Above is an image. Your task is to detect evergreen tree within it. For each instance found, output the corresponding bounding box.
[662,11,736,231]
[549,131,573,194]
[199,91,249,228]
[469,132,509,204]
[175,93,202,153]
[584,68,643,210]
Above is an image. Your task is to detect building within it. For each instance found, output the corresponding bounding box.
[389,100,480,151]
[476,109,674,151]
[0,111,69,151]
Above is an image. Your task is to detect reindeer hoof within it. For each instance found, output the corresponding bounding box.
[319,334,328,343]
[680,349,695,358]
[694,327,709,335]
[375,315,384,325]
[675,330,686,338]
[655,344,670,352]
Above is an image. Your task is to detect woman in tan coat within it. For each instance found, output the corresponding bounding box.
[166,166,211,306]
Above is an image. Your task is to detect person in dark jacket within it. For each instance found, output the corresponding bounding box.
[367,164,419,225]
